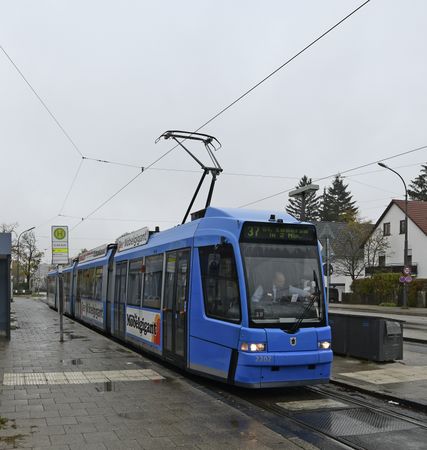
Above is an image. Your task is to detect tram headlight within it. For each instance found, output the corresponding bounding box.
[240,342,266,352]
[318,341,331,350]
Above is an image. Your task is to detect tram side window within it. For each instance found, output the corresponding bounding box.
[127,259,144,306]
[199,244,241,323]
[94,267,103,300]
[78,268,94,299]
[142,254,163,309]
[115,261,128,305]
[47,277,55,295]
[63,272,71,303]
[47,276,56,301]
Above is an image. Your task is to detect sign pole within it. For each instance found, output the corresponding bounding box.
[51,226,69,343]
[58,265,64,343]
[326,237,330,304]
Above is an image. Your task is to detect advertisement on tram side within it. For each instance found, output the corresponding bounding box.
[125,306,161,349]
[81,298,104,327]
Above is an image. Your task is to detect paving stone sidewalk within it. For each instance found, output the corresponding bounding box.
[0,298,314,450]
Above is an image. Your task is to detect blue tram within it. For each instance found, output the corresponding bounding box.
[47,207,332,388]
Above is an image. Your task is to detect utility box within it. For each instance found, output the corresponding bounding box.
[0,233,12,340]
[329,313,403,362]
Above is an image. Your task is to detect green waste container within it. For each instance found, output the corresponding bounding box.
[329,313,403,362]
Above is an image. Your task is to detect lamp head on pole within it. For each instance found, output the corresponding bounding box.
[377,162,388,169]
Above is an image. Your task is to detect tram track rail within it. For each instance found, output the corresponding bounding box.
[308,384,427,430]
[192,379,427,450]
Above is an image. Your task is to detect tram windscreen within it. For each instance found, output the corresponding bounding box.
[240,239,324,327]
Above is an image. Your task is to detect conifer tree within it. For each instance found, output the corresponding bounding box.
[408,163,427,201]
[286,175,321,221]
[321,175,358,222]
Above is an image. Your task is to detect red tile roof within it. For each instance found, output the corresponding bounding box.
[393,200,427,235]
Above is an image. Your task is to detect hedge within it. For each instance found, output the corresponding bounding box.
[349,274,427,306]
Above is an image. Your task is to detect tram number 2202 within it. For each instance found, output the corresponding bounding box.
[255,355,272,362]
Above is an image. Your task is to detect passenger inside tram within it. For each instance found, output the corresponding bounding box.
[251,271,311,304]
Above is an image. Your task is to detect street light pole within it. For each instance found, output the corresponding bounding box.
[378,162,409,308]
[288,184,320,221]
[16,226,35,294]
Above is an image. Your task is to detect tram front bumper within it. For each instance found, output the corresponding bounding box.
[234,349,332,388]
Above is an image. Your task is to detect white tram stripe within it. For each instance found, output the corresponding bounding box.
[1,369,164,386]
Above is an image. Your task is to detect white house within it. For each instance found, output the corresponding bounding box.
[365,200,427,278]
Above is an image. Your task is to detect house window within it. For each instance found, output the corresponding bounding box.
[383,222,391,236]
[400,220,406,234]
[378,254,386,266]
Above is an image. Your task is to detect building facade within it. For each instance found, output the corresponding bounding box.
[365,200,427,278]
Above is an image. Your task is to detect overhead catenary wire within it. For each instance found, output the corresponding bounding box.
[70,170,144,231]
[83,158,301,179]
[340,159,427,178]
[239,143,427,208]
[70,0,371,231]
[59,214,176,223]
[58,159,85,214]
[0,45,84,158]
[342,177,402,196]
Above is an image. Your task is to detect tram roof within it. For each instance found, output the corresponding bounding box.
[202,207,297,223]
[114,206,299,260]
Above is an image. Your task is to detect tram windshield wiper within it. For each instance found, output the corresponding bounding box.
[288,270,320,334]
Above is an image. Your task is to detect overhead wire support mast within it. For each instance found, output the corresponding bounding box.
[156,131,223,224]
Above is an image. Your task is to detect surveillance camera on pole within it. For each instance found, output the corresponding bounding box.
[288,184,319,221]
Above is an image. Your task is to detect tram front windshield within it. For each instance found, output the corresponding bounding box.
[240,241,324,327]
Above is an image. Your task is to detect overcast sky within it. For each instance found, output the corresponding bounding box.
[1,0,426,263]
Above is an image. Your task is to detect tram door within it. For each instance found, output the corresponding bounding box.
[163,250,190,366]
[114,261,127,339]
[106,262,114,334]
[71,270,77,317]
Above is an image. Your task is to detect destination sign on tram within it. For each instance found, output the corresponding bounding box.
[240,222,317,244]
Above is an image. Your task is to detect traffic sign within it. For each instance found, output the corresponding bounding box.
[403,266,411,275]
[51,226,69,265]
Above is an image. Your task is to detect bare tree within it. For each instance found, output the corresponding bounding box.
[20,231,44,291]
[364,228,390,268]
[332,222,373,280]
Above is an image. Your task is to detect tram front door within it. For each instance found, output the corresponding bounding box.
[163,250,190,366]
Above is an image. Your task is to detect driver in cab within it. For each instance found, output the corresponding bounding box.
[251,271,311,304]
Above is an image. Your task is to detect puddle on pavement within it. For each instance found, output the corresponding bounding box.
[119,411,145,420]
[60,358,84,366]
[131,360,151,369]
[67,334,89,340]
[54,329,86,338]
[95,381,116,392]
